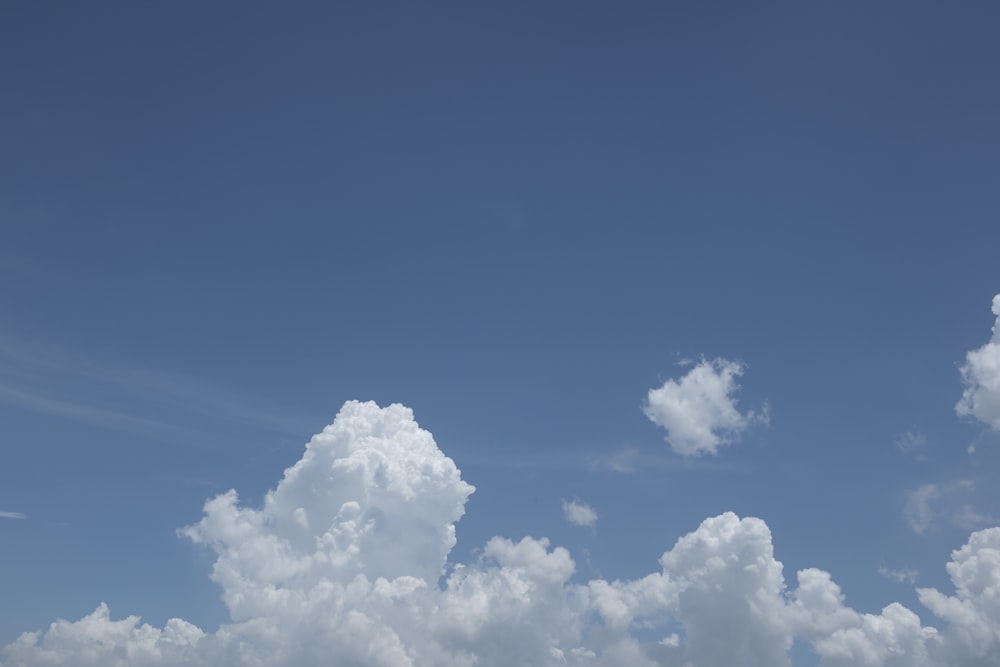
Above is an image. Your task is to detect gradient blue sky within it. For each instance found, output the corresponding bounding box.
[2,2,1000,662]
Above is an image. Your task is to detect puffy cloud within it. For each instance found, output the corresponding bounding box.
[5,400,1000,667]
[180,400,474,619]
[1,603,205,666]
[918,526,1000,663]
[956,294,1000,431]
[644,358,767,456]
[562,500,597,528]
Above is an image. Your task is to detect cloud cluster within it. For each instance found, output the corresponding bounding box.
[4,401,1000,666]
[644,358,767,456]
[956,294,1000,431]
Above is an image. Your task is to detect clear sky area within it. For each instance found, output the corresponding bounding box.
[2,3,1000,665]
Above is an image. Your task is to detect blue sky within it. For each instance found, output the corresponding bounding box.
[2,3,1000,665]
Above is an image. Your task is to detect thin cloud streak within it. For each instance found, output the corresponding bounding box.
[0,382,198,444]
[0,333,308,443]
[587,446,736,474]
[0,511,27,520]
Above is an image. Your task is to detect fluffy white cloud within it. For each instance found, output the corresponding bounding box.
[956,294,1000,431]
[5,401,1000,667]
[644,357,767,456]
[180,400,474,618]
[562,500,597,528]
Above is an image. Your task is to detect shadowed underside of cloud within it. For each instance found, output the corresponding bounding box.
[4,401,1000,667]
[956,295,1000,431]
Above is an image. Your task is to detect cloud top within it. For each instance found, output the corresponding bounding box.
[956,294,1000,430]
[644,358,767,456]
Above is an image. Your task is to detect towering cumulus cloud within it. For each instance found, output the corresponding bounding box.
[957,294,1000,430]
[4,401,1000,666]
[181,401,475,620]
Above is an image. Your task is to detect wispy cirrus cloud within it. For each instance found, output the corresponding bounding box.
[0,333,307,445]
[0,511,27,520]
[587,445,734,474]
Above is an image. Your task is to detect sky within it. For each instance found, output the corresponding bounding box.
[2,2,1000,665]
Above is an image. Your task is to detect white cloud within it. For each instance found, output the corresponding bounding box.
[562,500,597,528]
[0,511,26,520]
[956,294,1000,431]
[6,401,1000,667]
[643,357,767,456]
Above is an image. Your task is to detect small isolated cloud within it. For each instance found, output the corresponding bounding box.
[956,294,1000,431]
[894,430,927,459]
[644,357,767,456]
[879,565,918,585]
[0,511,27,520]
[562,500,598,528]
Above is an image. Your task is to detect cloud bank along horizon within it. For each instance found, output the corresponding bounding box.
[4,298,1000,667]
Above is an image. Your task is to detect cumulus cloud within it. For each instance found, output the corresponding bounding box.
[562,500,598,528]
[644,357,767,456]
[5,400,1000,667]
[956,294,1000,431]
